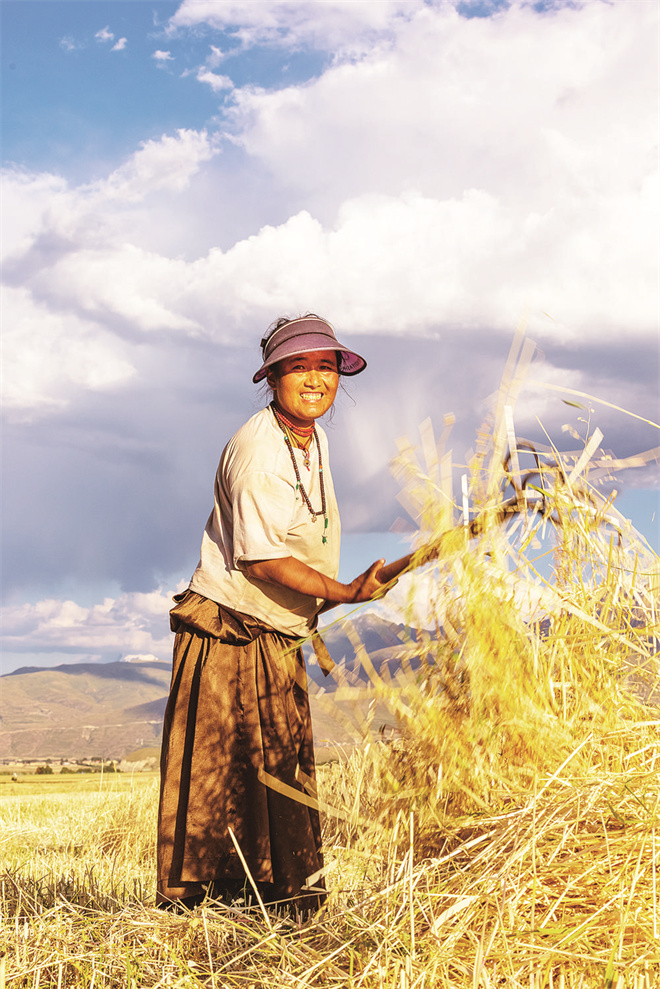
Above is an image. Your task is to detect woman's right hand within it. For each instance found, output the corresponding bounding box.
[246,555,393,609]
[346,559,387,602]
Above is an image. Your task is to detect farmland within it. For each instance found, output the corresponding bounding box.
[1,729,658,988]
[2,349,658,988]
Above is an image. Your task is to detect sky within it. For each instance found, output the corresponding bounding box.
[1,0,658,674]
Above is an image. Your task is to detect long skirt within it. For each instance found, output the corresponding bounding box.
[157,590,325,911]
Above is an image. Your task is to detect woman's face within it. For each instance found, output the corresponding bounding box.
[268,350,339,426]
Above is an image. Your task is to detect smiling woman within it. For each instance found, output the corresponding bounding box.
[157,314,390,916]
[268,349,340,423]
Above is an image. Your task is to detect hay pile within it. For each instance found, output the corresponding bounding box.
[314,329,659,985]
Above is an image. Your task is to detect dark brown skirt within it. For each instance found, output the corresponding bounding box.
[157,590,325,911]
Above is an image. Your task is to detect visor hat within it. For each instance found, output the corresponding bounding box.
[253,316,367,383]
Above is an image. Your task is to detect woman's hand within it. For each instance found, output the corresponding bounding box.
[244,556,388,605]
[345,559,386,602]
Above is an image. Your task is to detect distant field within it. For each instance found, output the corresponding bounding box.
[0,771,159,798]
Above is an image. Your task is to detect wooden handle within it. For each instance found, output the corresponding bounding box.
[375,535,449,585]
[375,553,414,585]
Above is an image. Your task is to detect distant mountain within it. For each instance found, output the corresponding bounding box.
[0,660,172,761]
[0,615,425,761]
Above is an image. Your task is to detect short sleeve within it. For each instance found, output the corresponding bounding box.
[231,471,297,565]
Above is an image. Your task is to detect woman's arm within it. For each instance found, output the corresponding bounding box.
[244,556,386,604]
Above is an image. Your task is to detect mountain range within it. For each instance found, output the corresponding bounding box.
[0,614,421,761]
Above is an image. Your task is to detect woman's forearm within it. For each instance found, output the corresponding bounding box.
[244,556,385,605]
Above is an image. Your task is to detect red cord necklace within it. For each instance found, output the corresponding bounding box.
[272,404,314,468]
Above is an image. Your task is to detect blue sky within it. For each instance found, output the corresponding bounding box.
[2,2,327,179]
[1,0,658,673]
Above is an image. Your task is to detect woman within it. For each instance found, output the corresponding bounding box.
[157,314,390,913]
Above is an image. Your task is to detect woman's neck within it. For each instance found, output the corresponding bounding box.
[272,401,316,434]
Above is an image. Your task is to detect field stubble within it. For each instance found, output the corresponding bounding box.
[1,335,659,988]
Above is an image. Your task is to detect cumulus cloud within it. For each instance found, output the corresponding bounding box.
[1,588,176,669]
[1,131,218,412]
[1,285,136,420]
[168,0,424,53]
[2,130,217,255]
[3,160,655,416]
[210,2,656,334]
[226,3,656,212]
[152,50,173,61]
[1,169,69,262]
[112,38,128,52]
[35,183,646,349]
[99,128,217,201]
[6,3,654,366]
[29,246,200,336]
[2,130,217,267]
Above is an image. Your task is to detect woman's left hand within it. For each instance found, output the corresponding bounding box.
[345,559,387,603]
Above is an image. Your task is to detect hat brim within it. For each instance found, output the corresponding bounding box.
[253,335,367,383]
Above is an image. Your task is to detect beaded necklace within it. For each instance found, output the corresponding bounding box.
[273,406,314,469]
[271,402,328,544]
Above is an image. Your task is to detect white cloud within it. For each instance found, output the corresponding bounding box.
[59,36,83,53]
[1,286,135,420]
[3,173,655,417]
[169,0,425,53]
[196,68,233,92]
[205,0,656,337]
[95,26,114,43]
[1,131,218,414]
[1,589,175,663]
[208,45,225,67]
[226,2,656,215]
[152,50,173,61]
[111,38,128,52]
[1,129,217,254]
[3,3,657,421]
[191,45,234,93]
[164,185,656,344]
[0,169,68,261]
[30,245,200,335]
[98,128,217,201]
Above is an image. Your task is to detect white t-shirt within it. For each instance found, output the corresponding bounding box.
[189,406,341,636]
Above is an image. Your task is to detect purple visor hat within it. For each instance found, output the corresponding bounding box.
[252,317,367,383]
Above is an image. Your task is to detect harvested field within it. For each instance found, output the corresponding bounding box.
[1,337,658,987]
